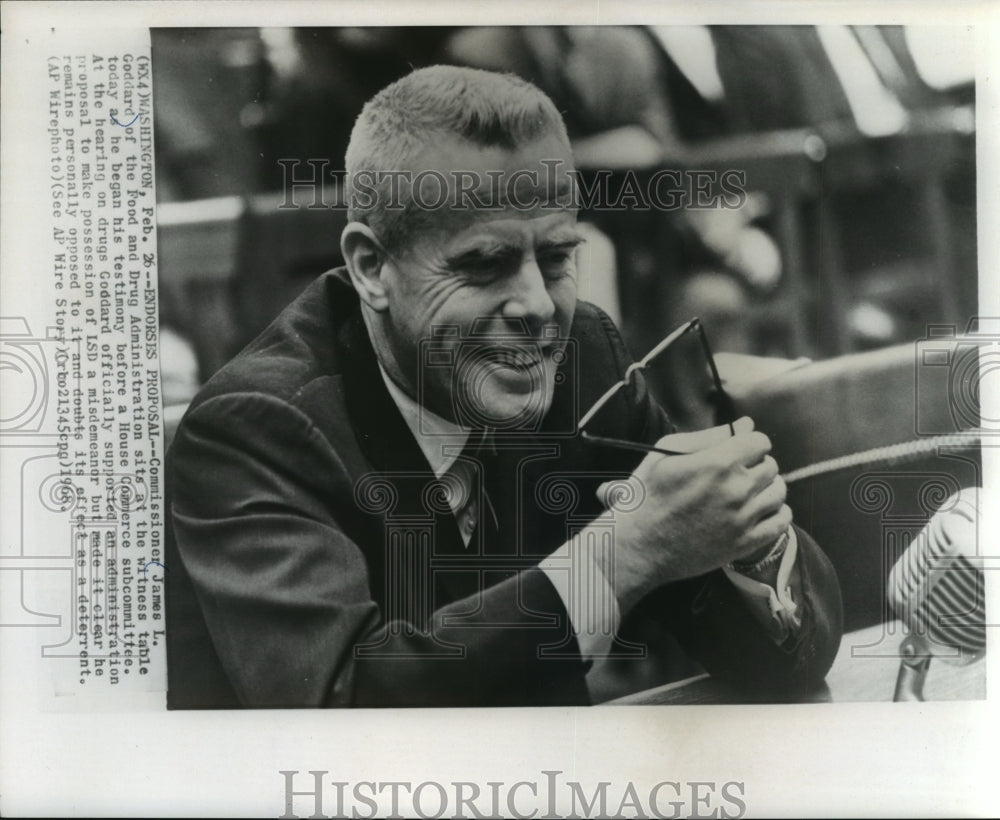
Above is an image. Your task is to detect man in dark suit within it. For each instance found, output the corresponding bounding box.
[166,65,842,708]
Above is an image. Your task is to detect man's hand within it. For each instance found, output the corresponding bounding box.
[591,417,791,614]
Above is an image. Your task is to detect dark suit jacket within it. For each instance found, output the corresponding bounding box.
[166,268,843,708]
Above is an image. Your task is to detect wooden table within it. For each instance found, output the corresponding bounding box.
[610,621,986,705]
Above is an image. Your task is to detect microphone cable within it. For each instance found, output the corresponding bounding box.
[781,429,983,485]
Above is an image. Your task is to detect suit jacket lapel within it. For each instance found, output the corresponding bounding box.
[337,300,471,573]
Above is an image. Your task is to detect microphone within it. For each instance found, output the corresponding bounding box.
[886,486,985,701]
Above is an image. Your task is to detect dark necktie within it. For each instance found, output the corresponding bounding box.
[465,431,514,557]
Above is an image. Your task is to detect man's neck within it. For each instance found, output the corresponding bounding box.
[362,308,471,478]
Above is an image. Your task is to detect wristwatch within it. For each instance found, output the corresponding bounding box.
[728,529,790,574]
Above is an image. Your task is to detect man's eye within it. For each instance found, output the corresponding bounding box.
[456,248,577,282]
[537,250,576,277]
[463,256,516,280]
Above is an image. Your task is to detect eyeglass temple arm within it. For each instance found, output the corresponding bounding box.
[580,431,686,457]
[576,320,700,432]
[692,320,736,436]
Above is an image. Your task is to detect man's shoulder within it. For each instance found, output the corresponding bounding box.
[569,300,632,370]
[189,268,357,410]
[571,300,621,335]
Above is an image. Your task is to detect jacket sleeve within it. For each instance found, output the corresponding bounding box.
[589,304,844,693]
[639,526,844,695]
[168,392,589,708]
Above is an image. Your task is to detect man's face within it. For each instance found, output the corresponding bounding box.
[378,133,581,431]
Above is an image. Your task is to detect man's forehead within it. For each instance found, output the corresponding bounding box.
[442,212,583,251]
[453,165,576,209]
[404,134,577,208]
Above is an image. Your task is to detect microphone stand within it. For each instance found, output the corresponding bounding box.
[893,633,932,702]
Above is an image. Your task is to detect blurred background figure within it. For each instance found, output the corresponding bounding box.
[152,24,976,430]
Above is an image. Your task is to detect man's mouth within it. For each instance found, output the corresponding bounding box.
[452,343,557,428]
[482,346,546,370]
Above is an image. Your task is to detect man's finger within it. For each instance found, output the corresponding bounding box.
[745,455,779,494]
[740,505,793,555]
[744,475,787,523]
[710,429,773,467]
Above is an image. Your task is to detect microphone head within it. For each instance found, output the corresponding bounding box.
[887,487,985,664]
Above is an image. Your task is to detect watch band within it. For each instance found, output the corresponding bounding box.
[729,529,790,575]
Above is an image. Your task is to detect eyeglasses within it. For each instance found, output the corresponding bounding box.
[577,318,735,457]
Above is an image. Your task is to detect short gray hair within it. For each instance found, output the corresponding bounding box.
[344,65,572,252]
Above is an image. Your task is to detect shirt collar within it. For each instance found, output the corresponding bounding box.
[376,362,471,479]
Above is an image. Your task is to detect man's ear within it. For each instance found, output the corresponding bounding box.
[341,222,390,312]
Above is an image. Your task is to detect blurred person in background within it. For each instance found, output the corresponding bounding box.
[152,25,974,421]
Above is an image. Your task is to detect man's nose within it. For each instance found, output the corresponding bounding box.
[500,256,556,329]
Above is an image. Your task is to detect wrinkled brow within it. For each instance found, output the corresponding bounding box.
[443,228,585,270]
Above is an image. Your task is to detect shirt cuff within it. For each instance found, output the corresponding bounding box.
[539,533,620,662]
[722,527,802,644]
